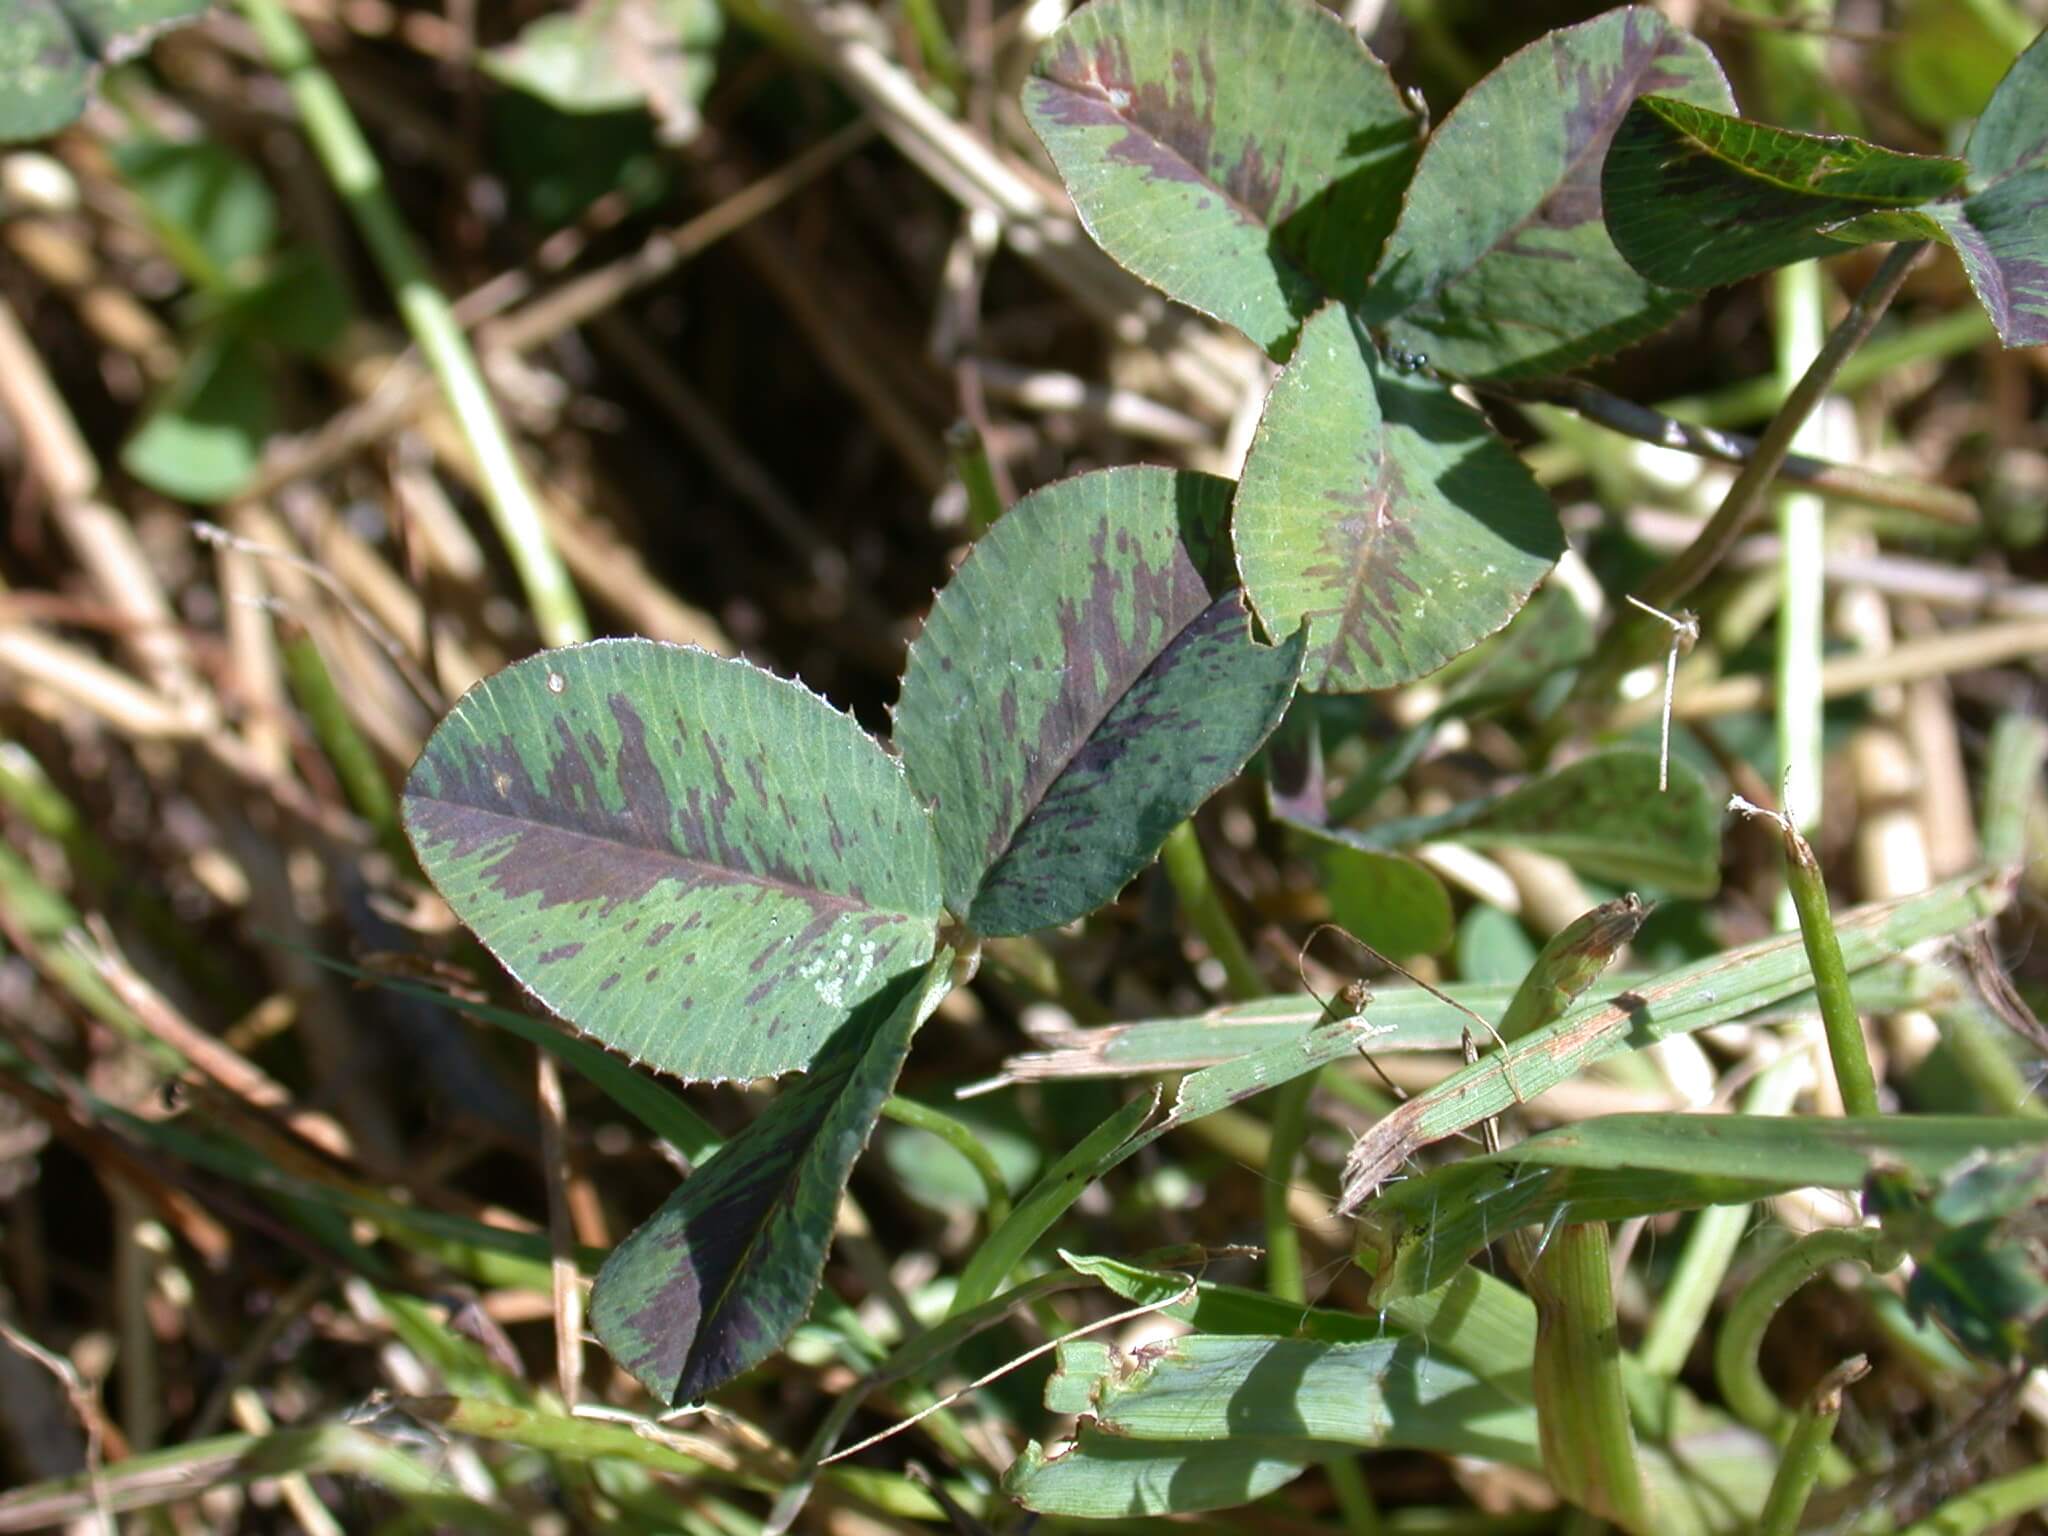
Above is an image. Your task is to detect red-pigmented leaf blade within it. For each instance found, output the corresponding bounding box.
[1362,7,1733,381]
[1965,28,2048,188]
[1022,0,1419,358]
[1902,33,2048,348]
[403,640,941,1083]
[1602,94,1967,290]
[895,467,1305,937]
[1233,301,1563,693]
[1921,173,2048,345]
[590,955,951,1405]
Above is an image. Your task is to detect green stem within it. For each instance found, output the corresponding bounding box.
[235,0,588,648]
[1713,1227,1896,1445]
[1663,306,1992,429]
[945,420,1005,534]
[1981,712,2048,867]
[1774,812,1885,1119]
[1574,242,1925,714]
[1326,1455,1383,1536]
[880,1095,1010,1228]
[1528,1222,1649,1533]
[1757,1358,1864,1536]
[897,0,965,94]
[1263,1071,1313,1305]
[1159,821,1265,1004]
[279,626,408,866]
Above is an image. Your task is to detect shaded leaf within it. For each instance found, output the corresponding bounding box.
[223,244,351,356]
[0,0,210,142]
[1363,7,1733,381]
[1458,905,1540,986]
[590,955,951,1405]
[948,1091,1156,1316]
[120,334,271,503]
[1602,94,1966,291]
[1869,1145,2048,1366]
[1434,582,1594,710]
[1233,302,1563,693]
[489,88,670,231]
[1965,26,2048,187]
[1361,1112,2048,1300]
[484,0,719,141]
[1889,0,2033,134]
[1022,0,1419,357]
[1333,749,1720,898]
[1267,709,1452,957]
[1922,167,2048,346]
[112,135,275,291]
[895,467,1304,937]
[403,639,942,1083]
[881,1098,1037,1215]
[1315,840,1453,959]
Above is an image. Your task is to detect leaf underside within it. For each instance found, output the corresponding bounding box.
[1332,749,1721,897]
[590,955,951,1405]
[1602,93,1967,291]
[1924,175,2048,346]
[895,466,1304,936]
[403,639,941,1083]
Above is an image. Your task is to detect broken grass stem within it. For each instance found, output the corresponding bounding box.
[1727,795,1881,1119]
[1713,1227,1895,1450]
[1758,1356,1867,1536]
